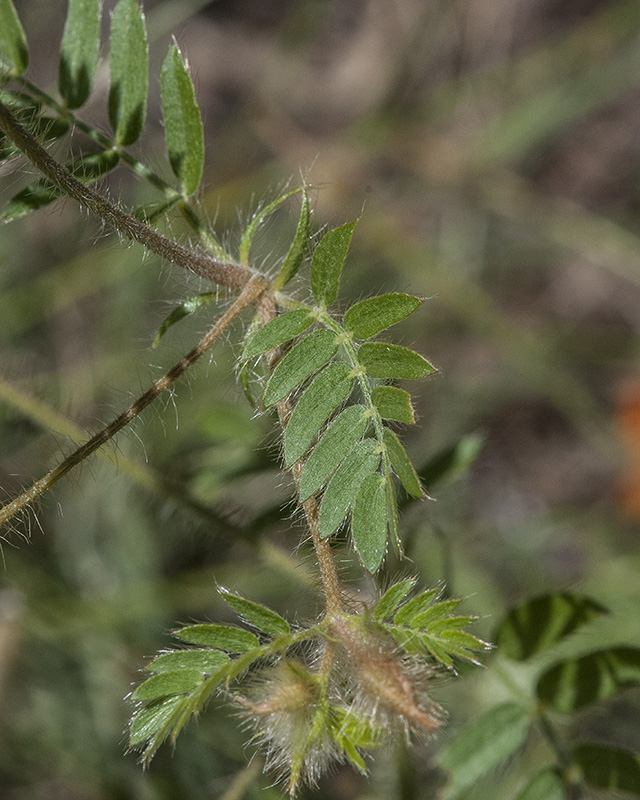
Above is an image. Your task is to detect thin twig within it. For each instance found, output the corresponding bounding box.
[0,100,252,291]
[0,275,268,529]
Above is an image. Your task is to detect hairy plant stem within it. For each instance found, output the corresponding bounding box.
[0,100,251,290]
[0,275,267,529]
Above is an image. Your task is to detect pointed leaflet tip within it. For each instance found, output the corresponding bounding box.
[310,220,357,307]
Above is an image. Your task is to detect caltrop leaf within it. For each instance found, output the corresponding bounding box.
[574,743,640,796]
[374,578,417,621]
[273,189,310,290]
[310,220,357,308]
[153,292,217,348]
[146,649,229,674]
[161,43,204,196]
[495,592,608,662]
[263,329,339,408]
[351,472,388,572]
[59,0,102,109]
[284,363,354,467]
[371,385,415,424]
[242,309,315,360]
[358,342,437,380]
[218,586,290,637]
[318,438,381,538]
[129,694,183,747]
[0,150,119,221]
[299,404,368,501]
[0,0,28,74]
[109,0,149,146]
[174,624,259,653]
[384,428,424,498]
[536,646,640,713]
[132,670,203,701]
[394,588,440,625]
[344,293,423,340]
[438,702,531,800]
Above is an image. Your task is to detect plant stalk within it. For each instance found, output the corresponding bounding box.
[0,275,267,529]
[0,100,252,291]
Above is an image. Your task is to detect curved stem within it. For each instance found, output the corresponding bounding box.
[0,100,252,291]
[0,275,267,529]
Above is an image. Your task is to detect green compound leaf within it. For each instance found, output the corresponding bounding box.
[344,293,423,340]
[0,150,119,220]
[371,385,415,424]
[161,43,204,196]
[351,472,388,573]
[146,649,229,674]
[59,0,102,109]
[383,428,424,498]
[420,432,485,490]
[358,342,437,380]
[109,0,148,146]
[536,647,640,713]
[174,624,259,653]
[129,694,184,747]
[310,220,357,308]
[494,592,608,662]
[574,743,640,796]
[273,189,310,290]
[284,363,354,467]
[393,588,440,625]
[0,0,28,74]
[299,404,368,501]
[263,329,339,408]
[239,188,302,266]
[218,586,290,637]
[374,578,417,621]
[318,438,381,538]
[513,768,565,800]
[132,669,204,701]
[438,702,531,800]
[242,309,315,360]
[153,292,217,348]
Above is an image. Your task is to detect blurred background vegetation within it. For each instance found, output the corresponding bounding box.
[1,0,640,798]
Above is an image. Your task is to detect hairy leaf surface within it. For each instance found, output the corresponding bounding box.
[174,624,259,652]
[358,342,437,380]
[263,329,338,408]
[351,472,388,572]
[161,43,204,196]
[384,428,423,497]
[299,404,368,501]
[374,579,417,621]
[132,670,203,701]
[344,293,422,339]
[371,385,415,423]
[219,586,290,636]
[284,363,354,467]
[242,309,315,359]
[146,649,229,674]
[310,221,357,307]
[318,438,381,538]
